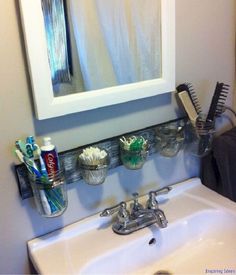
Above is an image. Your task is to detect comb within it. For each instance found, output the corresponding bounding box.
[215,83,230,117]
[176,83,202,115]
[206,82,229,121]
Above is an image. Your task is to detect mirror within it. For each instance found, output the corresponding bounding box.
[43,0,162,96]
[20,0,175,120]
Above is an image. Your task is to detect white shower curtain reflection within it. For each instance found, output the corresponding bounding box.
[68,0,161,91]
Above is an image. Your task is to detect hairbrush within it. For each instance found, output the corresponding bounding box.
[176,83,202,115]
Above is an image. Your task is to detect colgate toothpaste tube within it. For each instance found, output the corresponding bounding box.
[41,137,60,176]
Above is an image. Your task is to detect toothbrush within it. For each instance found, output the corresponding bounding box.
[34,146,48,177]
[15,149,33,174]
[15,137,66,215]
[25,136,48,177]
[16,139,34,159]
[15,140,27,157]
[15,148,51,212]
[17,149,46,180]
[39,190,52,215]
[25,143,34,159]
[24,157,42,178]
[26,136,37,151]
[15,149,41,176]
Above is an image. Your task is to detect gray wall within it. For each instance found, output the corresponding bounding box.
[0,0,235,273]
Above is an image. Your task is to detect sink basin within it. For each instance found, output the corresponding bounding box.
[28,178,236,274]
[81,210,236,275]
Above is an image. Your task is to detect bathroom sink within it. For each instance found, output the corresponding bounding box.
[28,178,236,274]
[81,210,236,275]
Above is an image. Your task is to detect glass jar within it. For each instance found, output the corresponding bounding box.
[78,148,109,185]
[185,114,215,157]
[155,121,185,157]
[29,170,68,217]
[79,163,108,185]
[120,147,148,170]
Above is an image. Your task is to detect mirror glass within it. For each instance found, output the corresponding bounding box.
[41,0,162,97]
[19,0,175,119]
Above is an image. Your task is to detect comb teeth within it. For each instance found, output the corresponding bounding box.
[195,117,214,136]
[215,83,230,116]
[206,82,229,120]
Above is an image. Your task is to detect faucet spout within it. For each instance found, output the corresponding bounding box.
[154,209,168,228]
[135,208,168,228]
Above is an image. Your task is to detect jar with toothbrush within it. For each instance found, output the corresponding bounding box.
[78,147,109,185]
[119,135,149,170]
[15,136,68,217]
[28,169,67,218]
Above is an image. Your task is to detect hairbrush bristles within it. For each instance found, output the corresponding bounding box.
[185,82,202,115]
[176,83,202,115]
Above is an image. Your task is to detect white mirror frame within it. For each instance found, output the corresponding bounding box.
[19,0,175,120]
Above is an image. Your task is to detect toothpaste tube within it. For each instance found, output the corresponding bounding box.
[41,137,60,176]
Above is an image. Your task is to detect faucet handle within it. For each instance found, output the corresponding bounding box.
[130,192,144,215]
[151,186,172,197]
[100,202,130,226]
[100,202,129,217]
[132,192,141,206]
[132,192,139,200]
[146,186,172,210]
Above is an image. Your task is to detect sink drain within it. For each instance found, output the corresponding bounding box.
[154,270,172,275]
[148,238,156,245]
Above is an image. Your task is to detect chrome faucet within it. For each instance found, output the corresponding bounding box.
[100,186,172,235]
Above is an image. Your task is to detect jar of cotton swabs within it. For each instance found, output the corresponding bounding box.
[78,147,109,185]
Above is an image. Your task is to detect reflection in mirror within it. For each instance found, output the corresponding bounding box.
[41,0,162,97]
[41,0,71,85]
[19,0,175,119]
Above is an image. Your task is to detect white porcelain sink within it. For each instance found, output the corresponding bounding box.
[81,210,236,275]
[28,178,236,274]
